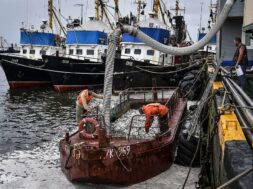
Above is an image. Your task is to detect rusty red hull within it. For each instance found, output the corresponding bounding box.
[59,96,187,185]
[9,81,51,89]
[60,137,175,185]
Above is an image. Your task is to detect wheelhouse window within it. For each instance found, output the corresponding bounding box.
[134,49,141,55]
[69,49,74,55]
[125,48,131,54]
[87,49,94,55]
[147,50,154,56]
[40,50,46,55]
[22,49,27,54]
[30,49,35,54]
[76,49,83,55]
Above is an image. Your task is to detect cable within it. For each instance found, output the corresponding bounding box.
[181,113,209,189]
[135,62,201,75]
[2,59,142,75]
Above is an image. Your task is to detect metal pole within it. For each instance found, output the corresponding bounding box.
[217,167,253,189]
[220,66,253,107]
[74,4,84,25]
[199,2,204,32]
[223,77,253,126]
[229,78,253,107]
[81,5,83,25]
[234,107,253,148]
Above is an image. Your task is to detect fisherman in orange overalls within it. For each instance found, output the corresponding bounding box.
[139,103,169,133]
[76,89,103,124]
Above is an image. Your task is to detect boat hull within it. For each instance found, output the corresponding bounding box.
[59,90,187,185]
[0,55,51,89]
[60,138,175,184]
[44,55,199,92]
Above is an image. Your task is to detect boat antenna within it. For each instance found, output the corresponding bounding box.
[199,2,204,33]
[171,0,185,17]
[58,0,61,34]
[75,3,84,24]
[48,0,53,30]
[135,0,146,23]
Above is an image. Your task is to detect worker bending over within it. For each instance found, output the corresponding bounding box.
[139,103,169,134]
[76,89,103,123]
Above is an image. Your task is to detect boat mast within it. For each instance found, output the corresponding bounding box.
[171,0,185,17]
[48,0,53,30]
[199,2,204,33]
[99,0,114,29]
[95,0,100,20]
[157,0,167,25]
[135,0,146,23]
[114,0,120,21]
[154,0,159,17]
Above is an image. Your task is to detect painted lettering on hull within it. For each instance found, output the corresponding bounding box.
[106,145,131,159]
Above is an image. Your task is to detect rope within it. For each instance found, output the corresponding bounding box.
[111,145,132,172]
[216,167,253,189]
[2,59,141,75]
[181,113,209,189]
[137,59,202,68]
[135,62,201,75]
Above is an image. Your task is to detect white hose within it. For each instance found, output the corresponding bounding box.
[122,0,236,56]
[103,0,237,130]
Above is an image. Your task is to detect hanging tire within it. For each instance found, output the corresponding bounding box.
[176,153,200,167]
[178,133,198,151]
[175,133,200,167]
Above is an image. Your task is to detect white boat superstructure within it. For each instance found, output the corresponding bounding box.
[121,13,173,65]
[19,21,63,60]
[65,18,111,62]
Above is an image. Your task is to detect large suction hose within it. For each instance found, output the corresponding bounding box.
[102,29,122,129]
[123,0,236,56]
[103,0,237,130]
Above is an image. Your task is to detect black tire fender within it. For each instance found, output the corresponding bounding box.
[178,133,197,152]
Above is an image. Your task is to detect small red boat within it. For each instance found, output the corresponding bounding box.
[59,88,187,185]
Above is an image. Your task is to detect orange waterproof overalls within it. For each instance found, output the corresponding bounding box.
[142,103,169,133]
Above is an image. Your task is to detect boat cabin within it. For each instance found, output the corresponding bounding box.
[198,32,217,53]
[19,21,62,60]
[121,13,173,65]
[65,18,110,62]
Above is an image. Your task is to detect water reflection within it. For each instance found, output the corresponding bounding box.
[0,68,77,154]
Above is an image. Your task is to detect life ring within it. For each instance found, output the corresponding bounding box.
[79,118,100,139]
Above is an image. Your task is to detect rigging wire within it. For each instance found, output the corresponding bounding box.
[134,61,202,75]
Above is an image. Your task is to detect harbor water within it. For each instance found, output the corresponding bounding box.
[0,67,199,189]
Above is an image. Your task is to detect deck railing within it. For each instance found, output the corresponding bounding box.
[126,88,180,140]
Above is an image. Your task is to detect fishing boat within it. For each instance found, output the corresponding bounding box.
[59,87,187,184]
[45,0,200,92]
[40,0,113,92]
[0,0,64,89]
[0,37,19,54]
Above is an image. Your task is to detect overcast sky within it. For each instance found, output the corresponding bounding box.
[0,0,211,45]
